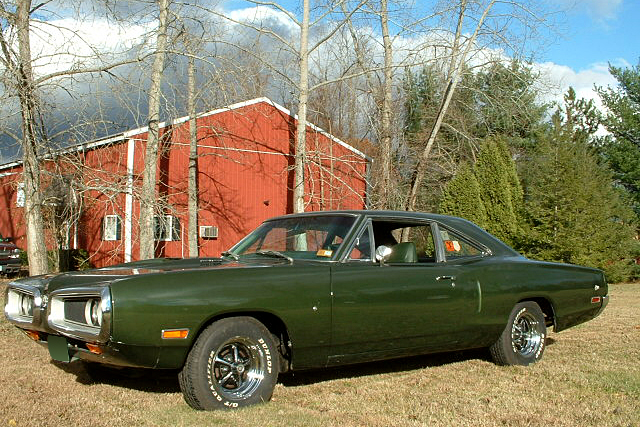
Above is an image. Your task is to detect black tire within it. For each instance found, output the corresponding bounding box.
[178,317,279,410]
[490,302,547,366]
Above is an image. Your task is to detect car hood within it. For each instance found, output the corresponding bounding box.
[12,256,305,293]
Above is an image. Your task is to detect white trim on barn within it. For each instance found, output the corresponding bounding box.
[124,138,135,263]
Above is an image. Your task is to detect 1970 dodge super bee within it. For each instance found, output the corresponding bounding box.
[4,211,608,410]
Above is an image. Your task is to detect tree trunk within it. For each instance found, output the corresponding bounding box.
[403,0,494,213]
[187,54,199,257]
[292,0,310,214]
[139,0,170,260]
[379,0,393,209]
[17,0,48,275]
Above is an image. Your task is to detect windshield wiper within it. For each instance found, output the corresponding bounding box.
[255,250,293,264]
[221,251,239,261]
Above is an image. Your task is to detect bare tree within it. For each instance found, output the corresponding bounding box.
[139,0,170,260]
[293,0,310,213]
[402,0,502,212]
[0,1,146,274]
[192,0,369,213]
[186,53,199,257]
[377,0,393,209]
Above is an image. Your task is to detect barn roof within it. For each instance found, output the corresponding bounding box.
[0,97,372,173]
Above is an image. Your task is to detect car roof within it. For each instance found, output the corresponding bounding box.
[266,210,520,257]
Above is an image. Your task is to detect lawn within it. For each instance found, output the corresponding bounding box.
[1,279,638,427]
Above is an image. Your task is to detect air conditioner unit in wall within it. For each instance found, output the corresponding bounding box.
[199,225,218,238]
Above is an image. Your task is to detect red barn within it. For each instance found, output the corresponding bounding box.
[0,98,370,268]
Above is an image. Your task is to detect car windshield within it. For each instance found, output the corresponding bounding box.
[229,215,357,261]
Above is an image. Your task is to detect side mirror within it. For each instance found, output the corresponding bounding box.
[375,245,392,265]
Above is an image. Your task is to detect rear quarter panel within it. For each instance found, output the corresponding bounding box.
[476,256,607,335]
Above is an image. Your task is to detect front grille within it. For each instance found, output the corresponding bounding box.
[63,299,90,324]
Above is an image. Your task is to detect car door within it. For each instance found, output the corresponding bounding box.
[328,219,480,365]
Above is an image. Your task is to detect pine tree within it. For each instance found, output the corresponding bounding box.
[439,162,488,228]
[596,61,640,216]
[438,136,523,246]
[495,136,524,213]
[522,93,637,281]
[472,61,547,150]
[474,138,521,245]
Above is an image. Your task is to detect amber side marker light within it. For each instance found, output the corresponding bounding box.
[25,330,41,341]
[162,329,189,339]
[591,296,601,304]
[86,343,103,355]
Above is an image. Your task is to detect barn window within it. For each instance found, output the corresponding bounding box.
[102,215,122,241]
[154,215,181,241]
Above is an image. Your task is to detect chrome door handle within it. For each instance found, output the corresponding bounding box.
[436,275,456,281]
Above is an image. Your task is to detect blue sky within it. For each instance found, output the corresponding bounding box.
[247,0,636,106]
[546,0,638,72]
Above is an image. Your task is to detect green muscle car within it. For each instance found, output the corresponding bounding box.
[4,211,608,410]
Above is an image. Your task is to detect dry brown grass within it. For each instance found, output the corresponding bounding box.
[1,278,638,427]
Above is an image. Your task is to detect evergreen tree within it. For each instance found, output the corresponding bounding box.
[401,64,477,211]
[440,137,522,246]
[472,61,548,150]
[474,137,522,245]
[596,61,640,216]
[402,61,547,213]
[439,162,488,228]
[521,91,637,281]
[495,136,524,213]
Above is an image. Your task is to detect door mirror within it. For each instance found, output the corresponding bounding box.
[375,245,392,265]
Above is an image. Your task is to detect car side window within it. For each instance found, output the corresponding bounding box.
[439,228,483,259]
[371,221,437,263]
[348,225,373,261]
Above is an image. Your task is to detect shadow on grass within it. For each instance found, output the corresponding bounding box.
[279,348,492,387]
[50,339,556,393]
[51,360,181,394]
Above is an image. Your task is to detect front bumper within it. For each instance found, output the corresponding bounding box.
[0,262,21,274]
[21,330,162,368]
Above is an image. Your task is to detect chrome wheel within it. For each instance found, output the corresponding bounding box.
[180,317,280,410]
[490,302,547,366]
[209,337,266,400]
[511,309,544,358]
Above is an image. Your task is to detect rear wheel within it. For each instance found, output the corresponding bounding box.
[179,317,279,410]
[490,302,546,366]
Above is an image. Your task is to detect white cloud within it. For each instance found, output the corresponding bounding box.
[227,6,299,36]
[534,59,630,111]
[27,18,152,78]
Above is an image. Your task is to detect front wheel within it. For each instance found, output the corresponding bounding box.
[490,302,547,366]
[178,317,279,410]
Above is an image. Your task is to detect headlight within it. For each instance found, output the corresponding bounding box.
[19,292,33,317]
[85,298,102,327]
[4,284,43,327]
[48,286,112,343]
